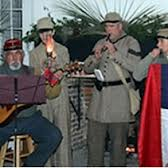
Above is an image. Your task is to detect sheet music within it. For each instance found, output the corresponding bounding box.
[94,69,105,81]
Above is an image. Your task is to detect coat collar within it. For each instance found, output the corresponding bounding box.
[109,31,127,43]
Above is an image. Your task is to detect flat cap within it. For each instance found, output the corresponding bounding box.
[101,12,122,24]
[157,28,168,39]
[37,17,54,30]
[3,39,22,51]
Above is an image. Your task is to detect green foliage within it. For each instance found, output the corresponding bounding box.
[53,0,168,42]
[57,17,92,36]
[22,0,168,44]
[22,25,40,44]
[126,14,166,42]
[22,16,103,44]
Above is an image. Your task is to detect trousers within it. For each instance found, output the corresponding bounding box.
[88,119,129,166]
[0,111,62,167]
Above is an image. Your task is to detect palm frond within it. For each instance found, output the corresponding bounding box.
[60,0,167,38]
[52,0,168,42]
[23,0,168,44]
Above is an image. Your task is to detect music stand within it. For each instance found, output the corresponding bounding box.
[0,74,46,166]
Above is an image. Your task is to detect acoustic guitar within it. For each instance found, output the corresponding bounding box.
[0,62,83,124]
[44,61,83,99]
[0,104,31,124]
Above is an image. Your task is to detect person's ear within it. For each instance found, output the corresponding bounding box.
[22,51,25,58]
[52,29,55,36]
[118,23,123,31]
[21,51,24,61]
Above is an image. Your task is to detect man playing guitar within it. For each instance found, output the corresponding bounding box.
[0,39,62,166]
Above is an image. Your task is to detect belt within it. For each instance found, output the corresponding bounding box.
[95,78,131,91]
[102,78,131,86]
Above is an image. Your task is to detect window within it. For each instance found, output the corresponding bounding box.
[12,0,22,8]
[0,0,22,41]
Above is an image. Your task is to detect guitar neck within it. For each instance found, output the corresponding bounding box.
[53,62,82,75]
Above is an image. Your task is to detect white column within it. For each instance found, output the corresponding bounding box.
[10,0,13,39]
[22,0,34,65]
[0,32,3,65]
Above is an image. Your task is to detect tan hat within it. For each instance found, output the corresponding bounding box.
[37,17,54,30]
[157,28,168,39]
[101,12,122,24]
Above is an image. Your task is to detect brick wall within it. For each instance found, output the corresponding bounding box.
[68,77,95,150]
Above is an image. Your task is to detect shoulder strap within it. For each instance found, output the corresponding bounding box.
[112,34,127,44]
[112,62,130,89]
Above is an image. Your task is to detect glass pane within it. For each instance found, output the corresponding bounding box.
[13,11,22,28]
[12,0,22,8]
[13,30,22,39]
[3,30,11,40]
[2,30,22,40]
[0,0,22,42]
[1,11,10,29]
[1,0,10,10]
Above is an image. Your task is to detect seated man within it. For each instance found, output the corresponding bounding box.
[0,39,62,167]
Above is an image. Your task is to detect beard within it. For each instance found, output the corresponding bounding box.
[9,61,21,71]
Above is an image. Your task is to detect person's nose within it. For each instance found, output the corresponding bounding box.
[156,41,160,48]
[13,54,18,61]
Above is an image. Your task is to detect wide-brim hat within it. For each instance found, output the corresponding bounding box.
[37,17,54,31]
[101,12,122,24]
[157,28,168,39]
[3,39,22,51]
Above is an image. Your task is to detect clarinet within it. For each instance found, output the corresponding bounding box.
[102,34,112,52]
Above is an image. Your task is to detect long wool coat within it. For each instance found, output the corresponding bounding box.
[30,42,72,166]
[84,32,141,123]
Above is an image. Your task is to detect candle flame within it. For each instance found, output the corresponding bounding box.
[46,35,54,56]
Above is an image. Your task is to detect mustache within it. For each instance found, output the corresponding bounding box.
[9,61,21,70]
